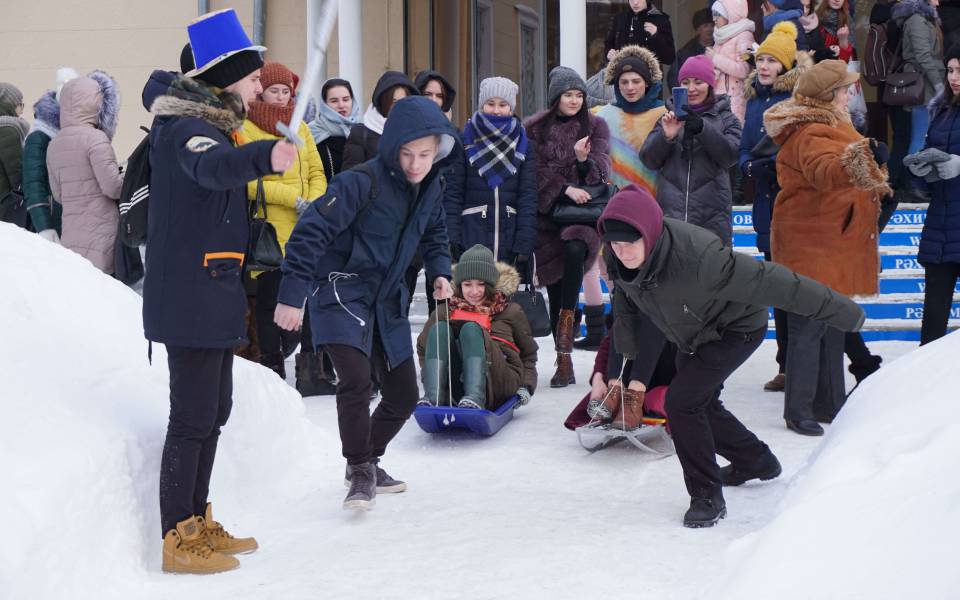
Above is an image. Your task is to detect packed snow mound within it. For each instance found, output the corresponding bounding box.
[0,224,332,598]
[717,330,960,599]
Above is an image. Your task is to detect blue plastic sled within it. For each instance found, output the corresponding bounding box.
[414,395,520,436]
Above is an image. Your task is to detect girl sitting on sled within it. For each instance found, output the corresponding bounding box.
[417,245,539,410]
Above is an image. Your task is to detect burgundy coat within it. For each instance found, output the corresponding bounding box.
[523,109,611,286]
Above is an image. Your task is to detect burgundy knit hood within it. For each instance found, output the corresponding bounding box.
[597,184,665,263]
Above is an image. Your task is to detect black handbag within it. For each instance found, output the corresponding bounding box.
[246,178,284,271]
[549,181,619,226]
[0,188,31,230]
[882,39,925,107]
[509,257,552,337]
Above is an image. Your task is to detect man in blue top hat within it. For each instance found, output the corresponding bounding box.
[274,96,458,511]
[144,8,298,574]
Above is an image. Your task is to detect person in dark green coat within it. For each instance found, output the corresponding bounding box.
[0,83,29,216]
[599,184,865,529]
[21,89,65,239]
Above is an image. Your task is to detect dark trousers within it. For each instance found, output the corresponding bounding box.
[887,104,912,189]
[665,328,771,500]
[255,269,313,355]
[546,239,588,333]
[784,314,845,422]
[763,251,789,372]
[325,340,420,465]
[160,347,234,535]
[920,262,960,345]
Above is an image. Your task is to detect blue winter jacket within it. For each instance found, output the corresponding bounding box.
[278,96,456,368]
[764,0,810,50]
[444,119,538,261]
[918,93,960,265]
[739,53,809,253]
[142,71,277,348]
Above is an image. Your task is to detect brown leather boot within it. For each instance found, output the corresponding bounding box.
[555,308,576,353]
[610,387,646,430]
[550,352,576,388]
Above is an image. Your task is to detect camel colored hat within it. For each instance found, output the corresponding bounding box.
[794,59,859,101]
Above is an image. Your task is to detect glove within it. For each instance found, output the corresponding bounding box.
[681,106,704,136]
[450,243,464,262]
[37,229,60,244]
[935,154,960,181]
[869,139,889,167]
[295,197,310,216]
[907,160,934,178]
[516,387,532,406]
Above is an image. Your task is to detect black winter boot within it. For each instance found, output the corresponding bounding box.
[343,462,377,510]
[683,496,727,528]
[259,352,286,380]
[573,305,606,351]
[720,452,782,486]
[295,352,338,397]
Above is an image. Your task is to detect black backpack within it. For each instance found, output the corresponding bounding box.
[863,22,896,86]
[118,126,151,248]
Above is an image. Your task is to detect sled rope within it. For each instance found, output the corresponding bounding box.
[436,298,456,423]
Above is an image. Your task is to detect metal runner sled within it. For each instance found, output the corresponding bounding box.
[573,385,675,455]
[414,395,520,436]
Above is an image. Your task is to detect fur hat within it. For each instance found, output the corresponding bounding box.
[604,45,663,86]
[454,244,499,289]
[479,77,520,112]
[756,21,799,70]
[795,59,859,101]
[678,54,717,88]
[0,82,23,116]
[547,66,587,107]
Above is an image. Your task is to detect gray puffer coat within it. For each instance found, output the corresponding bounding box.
[638,95,741,245]
[46,72,123,274]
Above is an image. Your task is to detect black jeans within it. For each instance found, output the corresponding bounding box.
[920,262,960,345]
[160,346,234,535]
[763,251,789,372]
[546,239,588,333]
[784,314,845,422]
[325,339,420,465]
[887,104,912,189]
[256,269,312,355]
[665,328,771,500]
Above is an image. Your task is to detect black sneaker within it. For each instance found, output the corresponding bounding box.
[720,453,782,487]
[344,460,407,493]
[683,497,727,528]
[342,462,376,510]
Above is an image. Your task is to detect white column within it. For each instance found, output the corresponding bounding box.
[559,0,587,78]
[337,0,364,107]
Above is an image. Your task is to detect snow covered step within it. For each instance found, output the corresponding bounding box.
[733,230,924,248]
[732,203,928,229]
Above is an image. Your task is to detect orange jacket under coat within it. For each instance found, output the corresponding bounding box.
[764,96,892,297]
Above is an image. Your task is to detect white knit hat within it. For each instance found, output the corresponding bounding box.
[478,77,519,112]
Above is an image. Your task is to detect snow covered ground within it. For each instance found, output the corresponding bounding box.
[1,222,956,599]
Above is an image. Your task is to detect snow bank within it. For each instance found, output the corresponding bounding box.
[717,330,960,599]
[0,224,330,598]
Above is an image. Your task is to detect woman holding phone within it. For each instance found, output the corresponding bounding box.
[639,54,742,246]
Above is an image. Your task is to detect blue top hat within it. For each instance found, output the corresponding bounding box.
[186,9,266,77]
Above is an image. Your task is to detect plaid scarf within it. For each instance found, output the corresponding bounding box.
[463,112,528,190]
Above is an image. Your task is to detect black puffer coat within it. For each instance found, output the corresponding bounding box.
[639,96,742,245]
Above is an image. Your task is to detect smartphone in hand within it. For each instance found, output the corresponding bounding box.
[672,87,689,119]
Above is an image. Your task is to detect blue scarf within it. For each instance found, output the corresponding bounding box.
[462,112,528,189]
[613,81,665,114]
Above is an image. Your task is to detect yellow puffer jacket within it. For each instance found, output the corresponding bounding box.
[242,119,327,252]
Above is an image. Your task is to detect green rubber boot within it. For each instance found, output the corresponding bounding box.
[456,322,488,409]
[419,320,451,407]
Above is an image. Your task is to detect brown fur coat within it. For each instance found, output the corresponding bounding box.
[764,96,891,296]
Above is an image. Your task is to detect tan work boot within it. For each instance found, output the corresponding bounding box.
[202,503,258,555]
[610,387,646,430]
[162,516,239,574]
